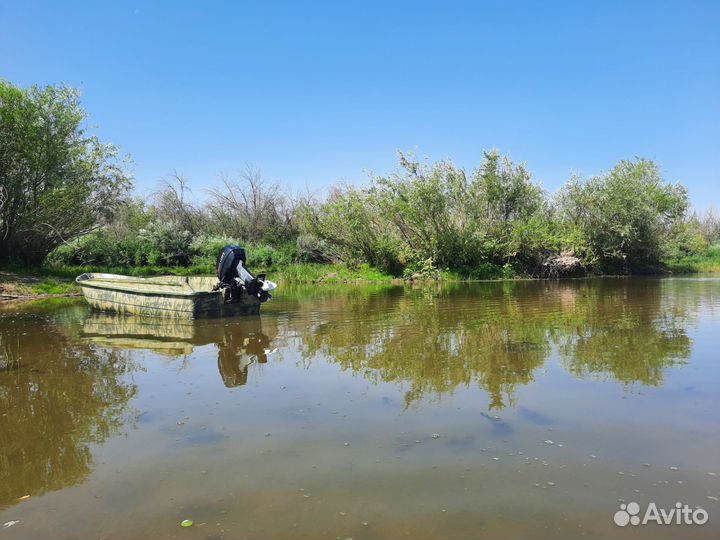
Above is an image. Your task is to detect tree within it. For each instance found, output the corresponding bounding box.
[0,80,132,264]
[557,159,688,272]
[152,171,204,235]
[206,165,296,243]
[468,150,548,266]
[470,150,545,228]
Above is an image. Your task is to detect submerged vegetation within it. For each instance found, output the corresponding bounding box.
[1,79,718,282]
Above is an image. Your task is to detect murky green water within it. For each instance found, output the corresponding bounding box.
[1,278,719,539]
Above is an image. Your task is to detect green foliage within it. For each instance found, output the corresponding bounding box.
[248,243,298,268]
[137,221,194,266]
[663,242,720,274]
[302,154,695,278]
[21,121,694,281]
[31,278,79,295]
[304,151,564,277]
[302,185,403,274]
[402,257,441,280]
[0,80,132,264]
[469,151,546,255]
[46,226,301,274]
[295,233,332,263]
[663,218,708,260]
[274,263,394,283]
[557,159,688,272]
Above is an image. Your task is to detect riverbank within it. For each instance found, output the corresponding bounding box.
[2,254,719,300]
[0,263,398,300]
[664,249,720,274]
[0,269,81,300]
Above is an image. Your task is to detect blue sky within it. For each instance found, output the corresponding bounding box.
[2,1,719,208]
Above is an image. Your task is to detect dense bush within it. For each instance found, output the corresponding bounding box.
[36,137,704,278]
[663,219,708,260]
[304,151,575,277]
[557,159,689,272]
[300,153,699,277]
[46,227,300,273]
[0,80,132,263]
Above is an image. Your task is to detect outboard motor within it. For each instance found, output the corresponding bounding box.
[214,245,276,303]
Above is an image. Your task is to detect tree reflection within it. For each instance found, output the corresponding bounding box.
[7,275,696,511]
[0,304,137,510]
[297,284,547,408]
[556,279,692,385]
[289,279,695,408]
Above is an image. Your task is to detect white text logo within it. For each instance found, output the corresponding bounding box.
[614,501,708,527]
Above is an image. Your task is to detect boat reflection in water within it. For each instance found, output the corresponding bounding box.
[80,313,277,387]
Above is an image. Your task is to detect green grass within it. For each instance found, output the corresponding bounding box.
[270,263,395,283]
[30,278,80,295]
[0,265,80,297]
[6,247,718,300]
[1,261,397,299]
[41,261,396,284]
[663,244,720,274]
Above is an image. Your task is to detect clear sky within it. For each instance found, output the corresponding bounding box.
[1,0,719,208]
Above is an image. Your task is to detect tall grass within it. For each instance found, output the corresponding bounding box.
[664,244,720,274]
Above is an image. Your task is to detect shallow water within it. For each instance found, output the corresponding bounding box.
[1,277,719,539]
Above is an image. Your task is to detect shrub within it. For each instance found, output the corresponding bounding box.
[664,219,708,260]
[296,233,332,263]
[0,80,132,264]
[136,221,193,266]
[303,151,552,276]
[190,235,241,268]
[556,159,688,272]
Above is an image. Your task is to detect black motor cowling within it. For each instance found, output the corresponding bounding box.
[216,246,246,283]
[215,245,272,303]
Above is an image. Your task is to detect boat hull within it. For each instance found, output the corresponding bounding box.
[76,273,262,318]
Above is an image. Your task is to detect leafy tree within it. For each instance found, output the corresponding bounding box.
[206,165,297,244]
[557,159,688,272]
[697,207,720,245]
[468,150,548,265]
[469,150,545,228]
[374,154,471,268]
[0,80,132,264]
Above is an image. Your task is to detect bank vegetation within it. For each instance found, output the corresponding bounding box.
[2,80,719,283]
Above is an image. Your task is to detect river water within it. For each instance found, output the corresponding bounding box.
[1,277,718,538]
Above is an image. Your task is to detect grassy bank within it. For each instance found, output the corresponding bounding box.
[0,262,398,300]
[664,245,720,274]
[40,261,396,283]
[2,251,719,301]
[0,268,80,298]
